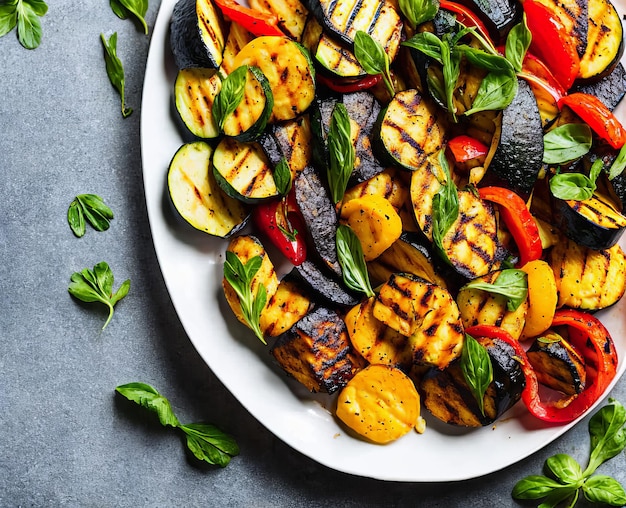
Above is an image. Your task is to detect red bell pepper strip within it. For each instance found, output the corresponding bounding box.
[466,313,618,424]
[212,0,284,37]
[252,190,307,265]
[522,0,580,91]
[558,92,626,149]
[316,73,382,93]
[518,52,566,104]
[477,186,542,268]
[447,135,489,164]
[439,0,492,45]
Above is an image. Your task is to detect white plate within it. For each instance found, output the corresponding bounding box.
[140,0,626,482]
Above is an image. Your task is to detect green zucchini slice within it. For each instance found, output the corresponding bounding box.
[174,67,221,140]
[167,142,249,238]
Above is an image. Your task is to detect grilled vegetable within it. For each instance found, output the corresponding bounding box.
[167,142,249,238]
[526,331,586,396]
[288,258,361,307]
[336,364,422,444]
[520,259,558,340]
[270,115,313,175]
[577,0,624,82]
[174,68,221,139]
[248,0,309,41]
[232,35,316,122]
[372,273,465,369]
[213,137,280,202]
[573,62,626,112]
[270,306,366,393]
[375,89,447,171]
[457,0,520,41]
[170,0,228,70]
[456,270,529,340]
[533,0,587,58]
[420,334,525,427]
[219,21,256,76]
[259,277,312,337]
[548,237,626,310]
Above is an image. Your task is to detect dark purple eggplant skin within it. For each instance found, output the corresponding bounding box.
[294,166,342,277]
[288,260,361,308]
[480,79,544,201]
[573,62,626,111]
[551,195,626,250]
[456,0,521,42]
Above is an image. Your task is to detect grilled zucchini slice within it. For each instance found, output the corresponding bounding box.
[232,36,316,122]
[249,0,309,41]
[170,0,227,70]
[213,137,280,202]
[259,278,312,337]
[174,67,221,140]
[219,21,256,76]
[270,306,366,393]
[548,237,626,310]
[167,142,249,237]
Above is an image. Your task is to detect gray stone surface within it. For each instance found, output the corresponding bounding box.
[1,2,626,507]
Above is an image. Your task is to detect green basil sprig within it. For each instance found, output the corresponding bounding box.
[223,251,267,344]
[68,261,130,330]
[608,143,626,180]
[110,0,149,35]
[398,0,439,30]
[431,150,459,263]
[512,398,626,507]
[543,123,593,164]
[101,32,133,118]
[0,0,47,49]
[461,334,493,416]
[463,68,518,116]
[273,157,292,196]
[68,194,114,237]
[336,224,375,298]
[212,65,248,131]
[354,30,395,98]
[116,382,240,467]
[504,14,531,72]
[327,102,355,204]
[550,158,603,201]
[461,269,528,311]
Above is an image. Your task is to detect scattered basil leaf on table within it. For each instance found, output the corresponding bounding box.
[354,30,395,97]
[212,64,248,131]
[327,102,354,204]
[116,382,239,467]
[67,193,114,237]
[550,158,603,201]
[512,398,626,507]
[68,261,130,330]
[398,0,438,30]
[336,224,375,298]
[0,0,48,49]
[223,251,267,344]
[110,0,149,35]
[100,32,133,118]
[461,269,528,311]
[543,123,592,164]
[460,334,493,416]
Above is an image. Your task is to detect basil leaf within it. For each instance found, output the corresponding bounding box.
[398,0,439,29]
[544,454,583,485]
[457,45,514,73]
[441,40,460,118]
[464,69,518,116]
[336,224,375,298]
[16,0,46,49]
[504,15,531,72]
[583,475,626,506]
[116,382,180,427]
[460,334,493,416]
[67,200,86,237]
[100,32,133,118]
[402,32,444,64]
[110,0,149,34]
[223,251,267,344]
[24,0,47,16]
[327,102,354,204]
[354,30,394,97]
[212,65,248,131]
[543,123,592,164]
[70,193,114,233]
[273,157,292,196]
[431,151,458,262]
[608,143,626,180]
[461,269,528,311]
[541,486,579,508]
[0,2,18,38]
[512,475,563,500]
[585,399,626,475]
[180,423,240,467]
[549,172,595,201]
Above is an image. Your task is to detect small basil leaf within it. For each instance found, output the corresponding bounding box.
[0,3,18,38]
[585,398,626,475]
[327,102,354,204]
[441,41,460,118]
[460,334,493,416]
[402,32,444,64]
[398,0,439,29]
[511,475,563,500]
[273,157,292,196]
[25,0,48,17]
[464,69,518,116]
[582,475,626,506]
[505,15,531,72]
[461,269,528,311]
[67,199,86,237]
[543,123,592,164]
[608,143,626,180]
[101,32,133,118]
[336,224,375,297]
[544,453,583,485]
[549,172,595,201]
[16,0,44,49]
[110,0,149,34]
[457,45,514,73]
[354,30,394,97]
[212,65,248,131]
[181,423,240,457]
[116,382,181,427]
[431,151,459,262]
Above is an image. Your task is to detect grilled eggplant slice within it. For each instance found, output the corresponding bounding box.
[372,273,465,369]
[213,137,280,202]
[456,270,529,340]
[548,237,626,310]
[481,79,543,201]
[375,89,447,172]
[288,258,360,307]
[420,335,525,427]
[270,306,366,393]
[170,0,228,70]
[174,67,221,140]
[456,0,520,42]
[573,62,626,112]
[577,0,624,82]
[270,115,313,175]
[232,35,316,122]
[168,142,249,237]
[526,331,586,396]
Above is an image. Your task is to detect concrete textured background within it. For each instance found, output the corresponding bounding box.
[1,1,626,506]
